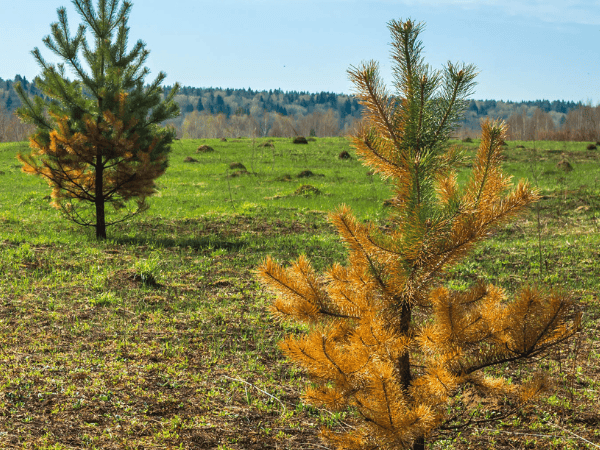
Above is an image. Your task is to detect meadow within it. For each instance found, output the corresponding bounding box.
[0,136,598,449]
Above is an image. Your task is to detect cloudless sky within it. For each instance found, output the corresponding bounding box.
[1,0,599,103]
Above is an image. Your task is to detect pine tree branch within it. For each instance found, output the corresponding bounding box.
[58,202,93,227]
[358,137,404,179]
[440,408,514,431]
[349,62,400,147]
[336,213,388,293]
[27,156,94,202]
[321,335,346,378]
[432,74,460,144]
[104,204,147,227]
[262,267,358,320]
[103,172,137,199]
[415,78,425,152]
[331,288,362,317]
[464,327,575,376]
[381,378,395,428]
[474,133,496,206]
[413,198,529,294]
[296,259,326,310]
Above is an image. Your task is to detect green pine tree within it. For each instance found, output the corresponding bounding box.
[15,0,180,239]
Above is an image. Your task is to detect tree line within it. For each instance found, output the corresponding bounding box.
[2,74,596,141]
[506,103,600,141]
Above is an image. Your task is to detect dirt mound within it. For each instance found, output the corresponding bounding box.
[258,141,274,148]
[229,162,246,170]
[278,174,293,181]
[197,145,215,153]
[293,184,321,196]
[338,150,351,159]
[228,170,249,178]
[220,138,227,142]
[297,170,314,178]
[586,143,597,150]
[557,159,573,172]
[184,156,199,163]
[293,136,308,144]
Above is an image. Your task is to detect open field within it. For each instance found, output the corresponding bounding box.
[0,137,599,449]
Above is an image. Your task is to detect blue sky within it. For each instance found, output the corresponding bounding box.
[1,0,599,102]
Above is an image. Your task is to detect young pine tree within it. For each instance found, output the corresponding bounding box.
[15,0,180,239]
[258,19,579,450]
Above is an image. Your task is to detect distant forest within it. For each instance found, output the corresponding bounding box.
[1,74,596,141]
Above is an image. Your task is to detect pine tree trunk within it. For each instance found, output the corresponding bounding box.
[95,159,106,240]
[397,301,413,389]
[95,196,106,239]
[94,92,107,241]
[413,436,425,450]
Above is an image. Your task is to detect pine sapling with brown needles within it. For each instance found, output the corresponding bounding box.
[258,18,580,450]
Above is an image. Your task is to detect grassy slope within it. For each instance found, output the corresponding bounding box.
[0,137,598,449]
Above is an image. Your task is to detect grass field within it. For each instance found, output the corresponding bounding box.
[0,136,599,449]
